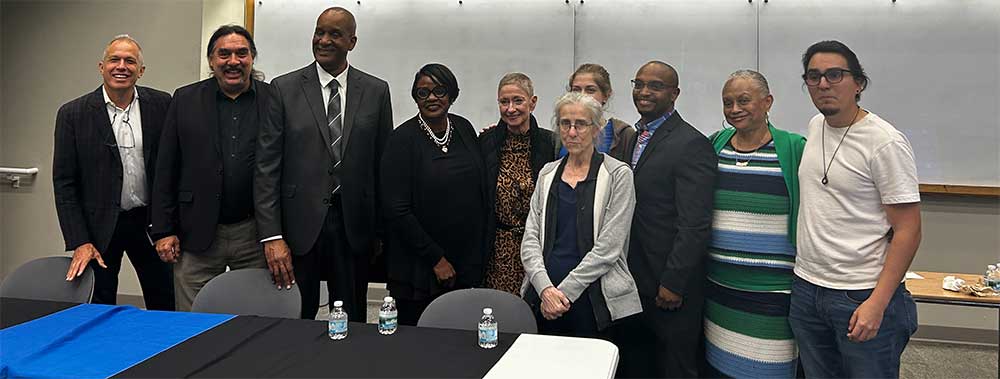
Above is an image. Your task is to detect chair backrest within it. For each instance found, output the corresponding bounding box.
[418,288,537,334]
[191,268,301,318]
[0,256,94,303]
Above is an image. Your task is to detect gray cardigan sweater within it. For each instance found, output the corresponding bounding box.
[520,152,643,322]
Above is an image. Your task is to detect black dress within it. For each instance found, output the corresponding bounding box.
[380,114,488,325]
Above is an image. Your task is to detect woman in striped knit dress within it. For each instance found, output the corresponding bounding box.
[704,70,806,379]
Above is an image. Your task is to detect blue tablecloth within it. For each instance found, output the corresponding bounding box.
[0,304,234,378]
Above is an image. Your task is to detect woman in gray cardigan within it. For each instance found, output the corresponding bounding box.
[520,92,642,337]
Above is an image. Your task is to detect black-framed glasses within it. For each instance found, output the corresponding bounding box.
[631,79,674,92]
[558,119,593,131]
[106,102,136,149]
[803,68,853,86]
[414,86,448,100]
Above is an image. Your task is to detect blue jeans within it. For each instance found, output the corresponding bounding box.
[789,276,918,378]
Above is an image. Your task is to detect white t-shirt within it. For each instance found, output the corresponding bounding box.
[795,111,920,290]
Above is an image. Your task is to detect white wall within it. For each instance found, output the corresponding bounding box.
[200,0,246,80]
[0,0,203,296]
[910,196,1000,330]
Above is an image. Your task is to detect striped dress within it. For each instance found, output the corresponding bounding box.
[704,139,797,379]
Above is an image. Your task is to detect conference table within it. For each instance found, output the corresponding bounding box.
[906,271,1000,309]
[0,298,618,378]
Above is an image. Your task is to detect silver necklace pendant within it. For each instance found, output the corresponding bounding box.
[822,176,829,185]
[441,146,448,154]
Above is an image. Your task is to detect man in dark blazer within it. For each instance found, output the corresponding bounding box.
[617,61,717,378]
[151,26,273,311]
[256,7,392,320]
[54,35,174,310]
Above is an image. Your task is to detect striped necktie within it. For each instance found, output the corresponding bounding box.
[327,79,343,194]
[631,128,650,168]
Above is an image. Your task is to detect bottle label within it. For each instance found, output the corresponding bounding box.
[330,319,347,334]
[379,311,398,330]
[479,326,498,343]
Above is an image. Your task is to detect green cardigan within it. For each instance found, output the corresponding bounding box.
[710,123,806,245]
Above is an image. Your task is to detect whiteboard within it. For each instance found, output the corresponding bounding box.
[758,0,1000,186]
[253,0,574,131]
[575,0,757,136]
[254,0,1000,186]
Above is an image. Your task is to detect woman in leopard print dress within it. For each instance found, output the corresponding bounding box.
[480,73,557,295]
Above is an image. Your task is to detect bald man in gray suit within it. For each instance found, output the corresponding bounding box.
[255,7,392,321]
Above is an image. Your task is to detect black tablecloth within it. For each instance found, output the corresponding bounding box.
[121,317,518,378]
[2,298,519,378]
[0,297,78,328]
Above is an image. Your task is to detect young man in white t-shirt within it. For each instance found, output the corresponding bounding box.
[790,40,922,378]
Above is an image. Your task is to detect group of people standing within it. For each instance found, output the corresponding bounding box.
[54,6,922,379]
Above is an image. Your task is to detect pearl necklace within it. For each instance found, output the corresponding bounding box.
[417,113,452,153]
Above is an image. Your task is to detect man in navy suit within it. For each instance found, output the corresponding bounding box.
[53,34,174,310]
[617,61,717,378]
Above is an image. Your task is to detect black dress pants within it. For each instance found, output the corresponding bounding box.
[293,198,360,321]
[90,207,174,311]
[615,294,705,378]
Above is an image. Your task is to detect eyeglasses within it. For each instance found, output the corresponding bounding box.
[631,79,674,92]
[558,119,593,131]
[498,97,527,108]
[106,102,136,149]
[414,86,448,100]
[803,69,853,86]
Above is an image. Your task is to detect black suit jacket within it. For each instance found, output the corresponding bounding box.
[53,86,172,253]
[256,64,393,256]
[151,78,275,253]
[625,111,717,301]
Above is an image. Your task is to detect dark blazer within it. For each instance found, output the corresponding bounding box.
[53,86,171,253]
[256,64,392,256]
[478,114,557,260]
[151,78,275,253]
[380,114,489,299]
[625,111,717,301]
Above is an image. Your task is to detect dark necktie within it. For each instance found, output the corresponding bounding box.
[327,79,343,194]
[631,128,651,168]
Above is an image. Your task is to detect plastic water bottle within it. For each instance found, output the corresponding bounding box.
[378,296,398,335]
[328,300,348,340]
[994,263,1000,290]
[478,307,498,349]
[986,265,1000,291]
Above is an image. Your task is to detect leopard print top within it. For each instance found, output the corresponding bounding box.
[484,132,534,295]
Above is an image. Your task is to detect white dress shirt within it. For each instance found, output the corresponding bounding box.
[103,86,148,211]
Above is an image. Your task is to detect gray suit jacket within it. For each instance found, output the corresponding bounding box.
[256,64,392,255]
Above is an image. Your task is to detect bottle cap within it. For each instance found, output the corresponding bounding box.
[333,300,343,307]
[384,296,394,303]
[483,307,493,315]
